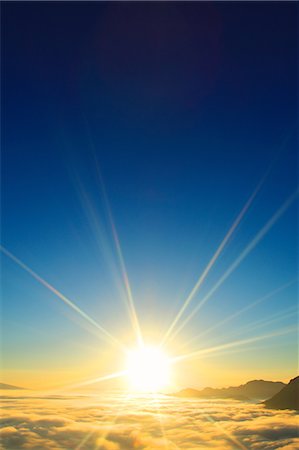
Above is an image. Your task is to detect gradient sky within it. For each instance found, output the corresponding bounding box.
[1,2,298,389]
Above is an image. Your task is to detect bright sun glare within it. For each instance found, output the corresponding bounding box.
[126,346,170,392]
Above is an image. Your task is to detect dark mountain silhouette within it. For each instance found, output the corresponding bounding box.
[174,380,286,401]
[0,383,25,390]
[264,376,299,410]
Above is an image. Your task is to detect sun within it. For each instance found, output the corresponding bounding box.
[125,346,170,392]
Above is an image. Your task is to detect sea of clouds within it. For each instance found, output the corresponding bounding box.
[0,391,298,449]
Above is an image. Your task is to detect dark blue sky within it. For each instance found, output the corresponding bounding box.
[1,2,298,385]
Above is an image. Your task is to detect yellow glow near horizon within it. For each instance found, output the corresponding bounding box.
[126,346,170,392]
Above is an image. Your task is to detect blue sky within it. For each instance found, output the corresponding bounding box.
[1,2,297,388]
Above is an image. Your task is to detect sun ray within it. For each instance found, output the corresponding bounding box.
[177,306,297,360]
[204,412,248,450]
[75,431,94,450]
[171,325,297,365]
[186,342,284,362]
[76,175,144,348]
[62,370,128,392]
[74,180,144,343]
[70,128,143,348]
[75,180,128,304]
[163,189,298,346]
[83,124,143,348]
[177,279,296,350]
[228,307,297,340]
[152,392,174,450]
[93,155,144,348]
[0,246,124,350]
[75,390,132,450]
[160,177,266,348]
[189,308,296,356]
[94,391,134,450]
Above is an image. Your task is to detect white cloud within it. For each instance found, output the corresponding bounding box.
[0,393,298,449]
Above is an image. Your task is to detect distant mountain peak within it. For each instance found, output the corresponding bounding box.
[244,379,284,385]
[0,383,25,390]
[174,379,286,401]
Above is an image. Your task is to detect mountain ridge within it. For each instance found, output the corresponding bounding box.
[264,376,299,410]
[174,379,286,401]
[0,383,26,390]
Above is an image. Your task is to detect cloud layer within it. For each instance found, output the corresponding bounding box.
[0,391,298,449]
